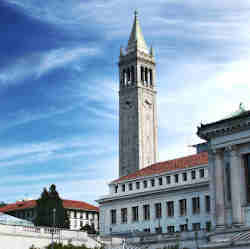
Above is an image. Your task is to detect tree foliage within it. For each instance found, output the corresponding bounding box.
[34,185,69,229]
[0,201,6,207]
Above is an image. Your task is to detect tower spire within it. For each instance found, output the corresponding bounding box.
[127,10,149,54]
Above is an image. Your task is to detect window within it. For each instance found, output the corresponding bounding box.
[80,212,83,219]
[121,208,127,223]
[167,201,174,217]
[192,197,200,214]
[122,184,125,192]
[129,183,133,191]
[179,199,187,216]
[174,174,179,183]
[180,224,188,232]
[158,177,163,186]
[74,211,77,218]
[167,226,175,233]
[80,221,83,227]
[192,223,201,231]
[199,168,205,178]
[132,206,139,222]
[111,209,116,224]
[86,212,89,219]
[151,179,155,187]
[205,221,211,232]
[143,180,148,188]
[182,172,187,181]
[155,227,162,233]
[141,66,144,82]
[115,185,118,193]
[166,175,171,184]
[205,196,211,213]
[191,170,196,180]
[225,162,231,201]
[144,228,150,233]
[155,203,162,218]
[143,204,150,220]
[136,182,140,190]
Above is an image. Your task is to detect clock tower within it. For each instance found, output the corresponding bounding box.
[119,11,158,177]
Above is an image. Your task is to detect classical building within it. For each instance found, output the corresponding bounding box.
[0,199,99,231]
[197,107,250,249]
[119,10,158,177]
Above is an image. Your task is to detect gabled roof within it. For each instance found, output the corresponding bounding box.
[112,152,208,183]
[0,199,99,213]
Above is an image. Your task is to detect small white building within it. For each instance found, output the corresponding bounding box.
[0,199,99,231]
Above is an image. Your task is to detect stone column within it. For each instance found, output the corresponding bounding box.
[228,146,244,226]
[214,149,226,228]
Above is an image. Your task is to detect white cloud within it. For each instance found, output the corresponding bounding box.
[0,46,99,85]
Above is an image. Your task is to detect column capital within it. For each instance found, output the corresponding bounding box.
[226,145,240,158]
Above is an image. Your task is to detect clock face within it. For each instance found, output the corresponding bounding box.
[121,99,134,110]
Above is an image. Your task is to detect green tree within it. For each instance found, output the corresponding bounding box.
[34,185,67,228]
[0,201,6,207]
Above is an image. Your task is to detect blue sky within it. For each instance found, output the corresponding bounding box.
[1,0,250,205]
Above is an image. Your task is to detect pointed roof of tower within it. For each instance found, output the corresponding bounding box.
[127,10,149,54]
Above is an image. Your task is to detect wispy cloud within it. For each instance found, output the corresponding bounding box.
[0,46,99,85]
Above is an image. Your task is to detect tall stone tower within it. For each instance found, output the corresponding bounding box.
[119,11,158,177]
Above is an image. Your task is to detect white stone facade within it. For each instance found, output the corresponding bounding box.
[98,163,212,236]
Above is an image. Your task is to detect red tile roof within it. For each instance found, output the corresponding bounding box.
[112,152,208,183]
[0,199,99,213]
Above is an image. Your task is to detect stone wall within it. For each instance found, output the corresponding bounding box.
[0,223,101,249]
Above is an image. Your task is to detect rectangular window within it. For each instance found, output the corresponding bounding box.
[121,208,127,224]
[144,228,150,233]
[143,180,148,188]
[122,184,125,192]
[129,183,133,191]
[115,185,118,193]
[86,212,89,219]
[180,224,188,232]
[111,209,116,224]
[191,170,196,180]
[155,203,162,218]
[158,177,163,185]
[182,172,187,181]
[192,197,200,214]
[74,211,77,218]
[175,174,179,183]
[205,196,211,213]
[143,204,150,220]
[166,175,171,184]
[199,168,205,178]
[136,182,140,190]
[205,221,211,232]
[132,206,139,222]
[167,226,175,233]
[155,227,162,233]
[151,179,155,187]
[167,201,174,217]
[179,199,187,216]
[80,212,83,219]
[192,223,201,231]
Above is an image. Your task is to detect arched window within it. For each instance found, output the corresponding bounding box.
[131,66,134,84]
[123,69,126,86]
[145,67,148,85]
[127,68,130,85]
[141,66,144,83]
[149,69,153,86]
